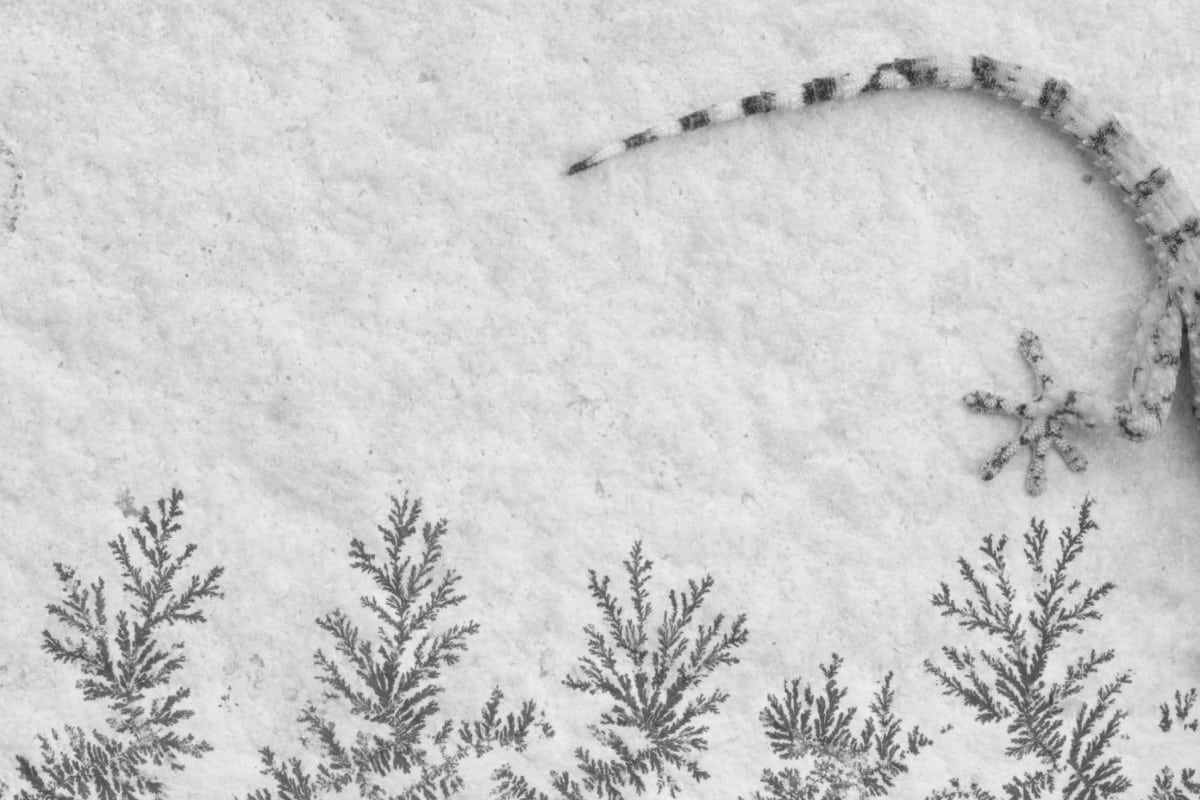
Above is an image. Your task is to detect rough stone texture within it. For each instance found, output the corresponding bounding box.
[1,1,1198,797]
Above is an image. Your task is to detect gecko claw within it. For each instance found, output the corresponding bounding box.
[964,331,1090,495]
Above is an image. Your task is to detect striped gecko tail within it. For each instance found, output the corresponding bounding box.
[565,57,961,176]
[566,90,791,175]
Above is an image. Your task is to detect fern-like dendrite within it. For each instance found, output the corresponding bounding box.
[1150,688,1200,800]
[924,778,1000,800]
[549,540,749,799]
[457,687,555,758]
[743,654,931,799]
[924,497,1134,798]
[1160,689,1199,734]
[244,492,550,800]
[1148,768,1200,800]
[9,489,224,800]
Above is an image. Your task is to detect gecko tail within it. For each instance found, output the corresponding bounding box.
[565,56,966,176]
[565,91,784,175]
[562,54,1148,178]
[564,55,1200,266]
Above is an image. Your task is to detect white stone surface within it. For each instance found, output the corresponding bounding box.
[1,1,1198,797]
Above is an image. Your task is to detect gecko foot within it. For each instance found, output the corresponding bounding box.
[963,330,1089,496]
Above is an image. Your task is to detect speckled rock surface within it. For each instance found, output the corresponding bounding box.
[1,2,1198,797]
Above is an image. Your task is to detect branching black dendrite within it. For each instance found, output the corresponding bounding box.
[7,487,1197,800]
[924,778,1000,800]
[492,765,553,800]
[243,493,550,800]
[7,489,224,800]
[545,540,749,799]
[924,497,1138,799]
[1148,768,1200,800]
[1159,689,1199,734]
[458,688,555,757]
[742,654,931,799]
[1148,689,1200,800]
[243,748,318,800]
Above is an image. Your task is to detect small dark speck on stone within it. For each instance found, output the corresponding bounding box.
[1082,174,1095,184]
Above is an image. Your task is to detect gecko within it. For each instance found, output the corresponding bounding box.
[566,55,1200,496]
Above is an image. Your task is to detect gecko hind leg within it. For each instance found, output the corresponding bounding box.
[964,330,1090,495]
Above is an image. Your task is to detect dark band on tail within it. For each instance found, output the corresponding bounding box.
[1131,167,1169,205]
[971,55,1001,91]
[861,57,939,93]
[679,109,712,131]
[624,130,657,151]
[1038,78,1071,118]
[803,77,838,105]
[1158,217,1200,257]
[742,91,776,115]
[1087,120,1124,158]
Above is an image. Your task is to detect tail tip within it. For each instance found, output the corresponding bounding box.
[566,159,592,176]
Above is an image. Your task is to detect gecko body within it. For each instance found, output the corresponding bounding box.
[567,55,1200,495]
